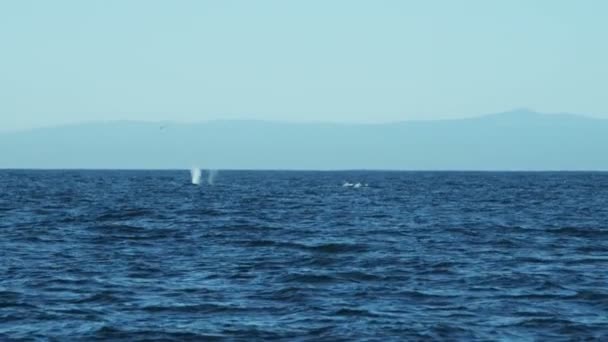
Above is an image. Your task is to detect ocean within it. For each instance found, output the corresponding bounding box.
[1,170,607,340]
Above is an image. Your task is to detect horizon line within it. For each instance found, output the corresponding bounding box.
[2,168,607,172]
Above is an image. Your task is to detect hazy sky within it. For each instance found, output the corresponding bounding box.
[1,0,607,131]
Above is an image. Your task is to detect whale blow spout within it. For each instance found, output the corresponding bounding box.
[207,169,218,185]
[191,167,202,185]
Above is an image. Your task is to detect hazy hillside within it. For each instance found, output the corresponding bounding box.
[1,110,607,170]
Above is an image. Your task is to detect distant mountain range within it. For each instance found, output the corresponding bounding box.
[1,109,607,170]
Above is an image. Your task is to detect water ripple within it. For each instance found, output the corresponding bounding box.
[1,170,608,340]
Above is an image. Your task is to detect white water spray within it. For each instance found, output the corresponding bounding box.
[343,181,367,188]
[191,167,202,185]
[207,169,218,185]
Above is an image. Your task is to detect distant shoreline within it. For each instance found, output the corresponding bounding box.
[2,109,607,170]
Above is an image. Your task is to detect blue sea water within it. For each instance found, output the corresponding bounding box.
[1,170,607,341]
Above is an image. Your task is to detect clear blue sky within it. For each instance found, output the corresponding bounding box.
[1,0,607,131]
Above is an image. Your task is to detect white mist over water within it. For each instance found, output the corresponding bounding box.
[343,182,368,188]
[191,167,202,185]
[207,170,218,185]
